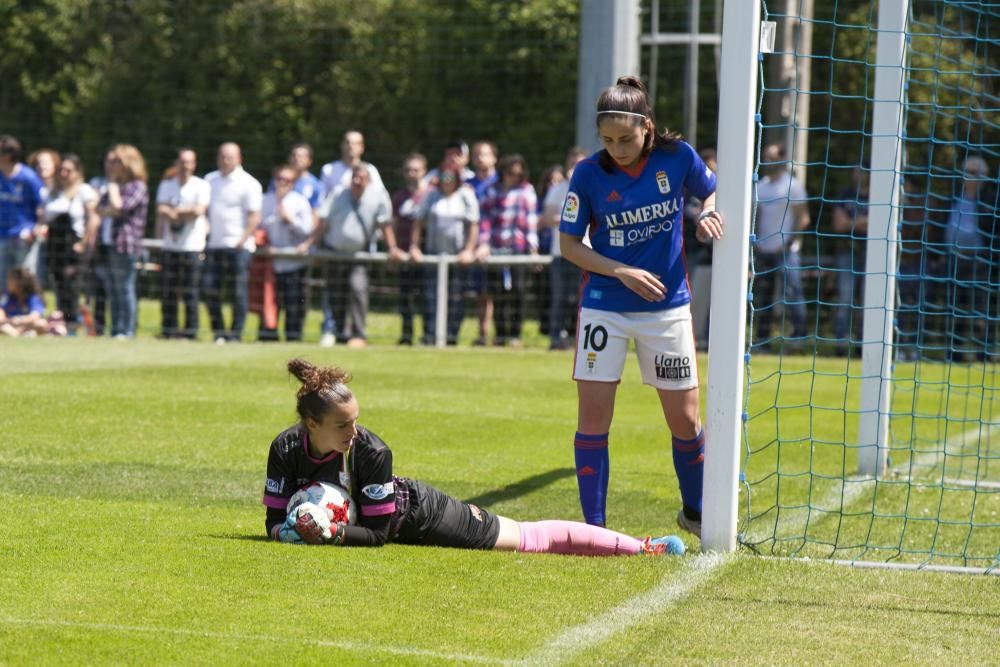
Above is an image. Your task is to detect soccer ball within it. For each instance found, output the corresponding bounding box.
[287,481,357,526]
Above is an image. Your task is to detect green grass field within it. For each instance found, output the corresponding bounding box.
[2,335,998,665]
[741,354,1000,566]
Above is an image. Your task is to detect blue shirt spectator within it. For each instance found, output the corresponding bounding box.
[1,288,45,318]
[271,143,325,210]
[0,161,44,239]
[0,135,45,283]
[468,141,500,202]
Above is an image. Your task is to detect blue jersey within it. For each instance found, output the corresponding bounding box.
[467,172,498,203]
[0,165,44,238]
[267,172,325,209]
[1,291,45,318]
[294,172,324,209]
[559,142,716,312]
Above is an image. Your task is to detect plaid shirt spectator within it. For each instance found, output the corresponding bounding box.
[107,180,149,255]
[478,181,538,253]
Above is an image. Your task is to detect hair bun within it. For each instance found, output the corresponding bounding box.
[287,357,351,396]
[616,75,647,93]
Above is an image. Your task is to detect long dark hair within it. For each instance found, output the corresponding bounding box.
[596,75,681,172]
[55,153,84,193]
[6,266,40,301]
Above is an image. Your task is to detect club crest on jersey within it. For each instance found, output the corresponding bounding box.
[562,192,580,222]
[586,351,598,373]
[656,170,671,194]
[362,481,394,500]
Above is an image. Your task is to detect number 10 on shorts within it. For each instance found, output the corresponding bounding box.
[582,323,608,351]
[573,306,699,390]
[581,323,607,375]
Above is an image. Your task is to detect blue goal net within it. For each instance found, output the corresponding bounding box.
[740,0,999,570]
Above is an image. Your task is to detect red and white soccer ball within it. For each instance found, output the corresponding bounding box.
[287,481,357,526]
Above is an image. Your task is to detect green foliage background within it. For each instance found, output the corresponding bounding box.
[0,0,580,187]
[1,0,990,200]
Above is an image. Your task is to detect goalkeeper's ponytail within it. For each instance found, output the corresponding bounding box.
[287,358,354,423]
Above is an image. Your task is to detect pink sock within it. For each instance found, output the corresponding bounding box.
[517,520,643,556]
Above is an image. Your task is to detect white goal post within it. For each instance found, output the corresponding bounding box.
[703,0,920,551]
[701,0,761,553]
[857,0,907,478]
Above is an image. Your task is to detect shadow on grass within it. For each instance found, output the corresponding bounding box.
[462,467,575,507]
[212,533,272,542]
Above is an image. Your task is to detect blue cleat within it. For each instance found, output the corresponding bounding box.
[641,535,686,556]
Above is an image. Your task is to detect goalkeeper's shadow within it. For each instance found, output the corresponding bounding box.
[210,533,272,542]
[462,467,575,507]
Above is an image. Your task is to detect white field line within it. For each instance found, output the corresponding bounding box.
[0,617,516,666]
[520,552,729,666]
[757,554,1000,576]
[892,420,999,483]
[828,558,1000,576]
[743,473,876,545]
[941,477,1000,490]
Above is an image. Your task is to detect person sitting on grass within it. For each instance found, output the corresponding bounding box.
[263,358,685,556]
[0,267,50,337]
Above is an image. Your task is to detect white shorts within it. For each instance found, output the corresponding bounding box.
[573,306,699,390]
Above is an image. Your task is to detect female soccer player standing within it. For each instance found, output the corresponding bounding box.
[263,358,685,556]
[559,76,724,537]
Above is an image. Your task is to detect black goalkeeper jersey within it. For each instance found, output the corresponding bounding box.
[263,423,411,546]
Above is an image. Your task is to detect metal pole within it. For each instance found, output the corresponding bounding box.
[793,0,814,185]
[685,0,701,144]
[435,256,449,349]
[857,0,907,476]
[702,0,761,553]
[714,0,722,90]
[576,0,640,154]
[782,0,797,165]
[649,0,660,110]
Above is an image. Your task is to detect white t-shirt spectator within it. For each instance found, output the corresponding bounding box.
[205,166,263,251]
[542,179,570,257]
[754,171,807,254]
[321,186,392,253]
[419,186,480,254]
[945,196,984,249]
[43,184,98,240]
[156,175,211,253]
[319,161,385,201]
[261,190,313,273]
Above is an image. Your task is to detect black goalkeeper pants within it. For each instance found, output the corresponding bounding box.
[393,479,501,550]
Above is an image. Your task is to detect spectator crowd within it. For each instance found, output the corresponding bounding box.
[0,131,996,361]
[0,132,587,349]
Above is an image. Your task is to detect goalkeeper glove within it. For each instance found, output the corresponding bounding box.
[294,502,332,544]
[276,509,305,543]
[283,502,347,545]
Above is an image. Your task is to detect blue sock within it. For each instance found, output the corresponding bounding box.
[574,432,609,526]
[672,430,704,518]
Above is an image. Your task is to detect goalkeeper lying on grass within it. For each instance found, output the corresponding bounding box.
[262,358,685,556]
